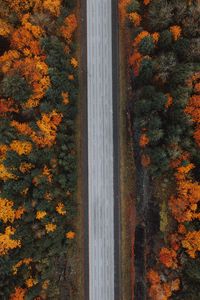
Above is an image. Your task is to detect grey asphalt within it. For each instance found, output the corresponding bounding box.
[87,0,115,299]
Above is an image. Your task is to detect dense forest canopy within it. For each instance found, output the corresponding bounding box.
[120,0,200,299]
[0,0,78,299]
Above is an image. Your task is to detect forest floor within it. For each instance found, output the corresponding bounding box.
[119,20,137,300]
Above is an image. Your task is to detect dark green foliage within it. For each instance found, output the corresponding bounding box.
[158,30,173,49]
[139,36,155,55]
[130,0,200,177]
[147,0,173,31]
[0,75,32,102]
[173,38,191,61]
[148,147,169,174]
[173,259,200,300]
[127,0,140,13]
[127,0,200,298]
[184,259,200,283]
[63,0,77,10]
[138,59,154,84]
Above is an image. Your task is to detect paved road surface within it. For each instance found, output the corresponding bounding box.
[87,0,115,299]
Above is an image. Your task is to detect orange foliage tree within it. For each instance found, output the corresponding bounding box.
[159,247,178,269]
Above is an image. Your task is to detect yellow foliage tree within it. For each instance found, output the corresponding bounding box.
[0,19,13,36]
[0,226,21,256]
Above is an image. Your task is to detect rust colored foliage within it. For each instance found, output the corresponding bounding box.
[129,50,143,76]
[165,94,173,109]
[141,154,151,167]
[182,231,200,258]
[147,269,160,285]
[185,95,200,122]
[185,72,200,146]
[178,224,187,235]
[118,0,131,22]
[60,14,78,42]
[169,162,200,223]
[128,12,142,26]
[10,287,26,300]
[170,26,182,41]
[0,19,13,37]
[42,0,61,16]
[159,247,178,269]
[185,95,200,147]
[0,98,18,114]
[5,0,61,18]
[152,32,160,44]
[147,269,180,300]
[139,133,149,147]
[170,151,190,169]
[144,0,151,5]
[148,153,200,298]
[133,31,150,47]
[129,29,158,78]
[169,232,181,251]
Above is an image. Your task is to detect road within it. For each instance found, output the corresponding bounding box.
[87,0,115,299]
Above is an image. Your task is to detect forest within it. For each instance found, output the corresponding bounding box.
[0,0,79,298]
[120,0,200,299]
[1,0,200,299]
